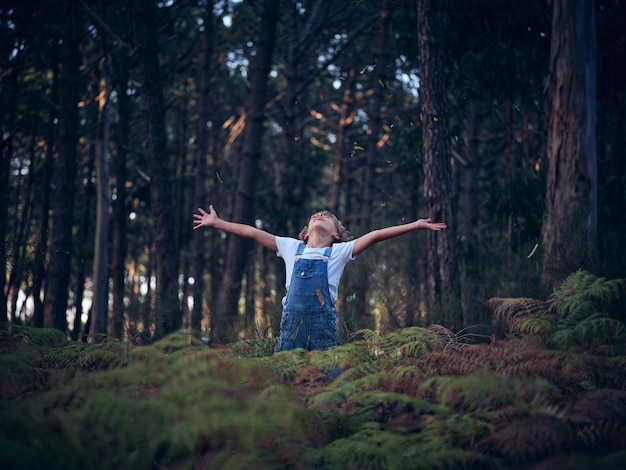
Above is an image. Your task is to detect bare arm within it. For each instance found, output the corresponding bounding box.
[352,218,446,256]
[193,205,278,251]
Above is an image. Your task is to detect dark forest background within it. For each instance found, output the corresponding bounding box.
[2,0,625,346]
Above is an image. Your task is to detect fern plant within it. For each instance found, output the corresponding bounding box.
[548,270,625,317]
[489,271,626,349]
[358,326,447,359]
[0,323,71,399]
[488,297,548,336]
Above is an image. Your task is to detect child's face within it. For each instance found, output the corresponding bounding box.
[307,212,339,238]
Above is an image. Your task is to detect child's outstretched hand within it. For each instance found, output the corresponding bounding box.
[193,205,219,230]
[416,218,447,231]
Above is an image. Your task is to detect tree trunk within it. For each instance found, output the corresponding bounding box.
[332,68,357,215]
[460,101,479,246]
[32,46,60,328]
[541,0,597,288]
[90,55,113,340]
[72,136,95,341]
[349,0,394,332]
[417,0,463,333]
[110,14,132,340]
[137,0,181,338]
[43,0,81,334]
[192,0,214,332]
[360,0,391,225]
[8,140,35,325]
[213,0,279,344]
[0,63,20,324]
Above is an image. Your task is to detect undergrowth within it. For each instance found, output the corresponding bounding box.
[1,270,625,469]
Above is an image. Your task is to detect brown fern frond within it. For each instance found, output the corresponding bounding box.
[474,415,576,465]
[565,389,626,452]
[485,405,530,425]
[530,450,626,470]
[428,324,458,345]
[488,297,548,336]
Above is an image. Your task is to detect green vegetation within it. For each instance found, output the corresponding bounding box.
[1,271,625,469]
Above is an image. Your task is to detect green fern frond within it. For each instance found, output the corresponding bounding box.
[44,338,135,371]
[357,328,379,342]
[151,329,207,353]
[80,339,135,370]
[393,364,425,381]
[327,390,440,437]
[318,417,494,470]
[230,337,277,358]
[360,326,448,356]
[488,297,548,334]
[308,342,377,374]
[519,314,557,336]
[356,328,382,352]
[261,347,310,381]
[0,325,73,400]
[550,296,594,322]
[43,342,89,369]
[2,324,68,349]
[552,315,626,347]
[308,371,402,411]
[0,353,48,399]
[548,271,626,320]
[375,327,444,358]
[418,374,559,414]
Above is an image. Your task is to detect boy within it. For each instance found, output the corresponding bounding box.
[193,205,446,352]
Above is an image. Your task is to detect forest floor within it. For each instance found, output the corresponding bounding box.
[1,271,625,469]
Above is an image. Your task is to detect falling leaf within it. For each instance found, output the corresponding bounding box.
[216,172,223,184]
[527,243,538,259]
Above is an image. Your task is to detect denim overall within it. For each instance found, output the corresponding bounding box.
[274,244,339,352]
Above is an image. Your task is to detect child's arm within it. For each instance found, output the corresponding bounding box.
[193,205,278,251]
[352,218,446,256]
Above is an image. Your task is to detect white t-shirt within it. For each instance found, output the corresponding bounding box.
[275,236,356,304]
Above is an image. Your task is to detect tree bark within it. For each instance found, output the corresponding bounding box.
[350,0,394,331]
[137,0,181,338]
[213,0,279,344]
[417,0,463,332]
[43,0,81,334]
[332,68,357,215]
[90,55,113,340]
[30,43,60,328]
[541,0,597,288]
[71,151,95,341]
[192,0,214,331]
[110,11,132,340]
[0,62,20,324]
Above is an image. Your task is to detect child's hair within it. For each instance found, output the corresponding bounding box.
[299,211,352,243]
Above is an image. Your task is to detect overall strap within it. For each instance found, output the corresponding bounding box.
[294,244,332,262]
[295,243,306,261]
